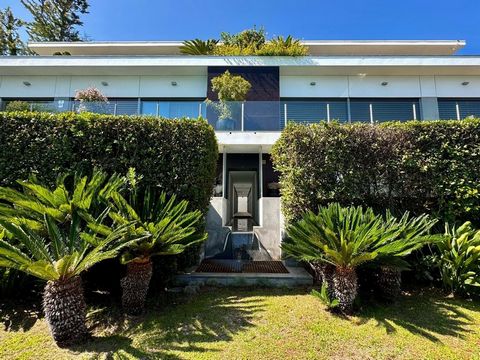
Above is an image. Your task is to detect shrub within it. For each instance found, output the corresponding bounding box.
[0,171,142,346]
[271,120,480,225]
[5,100,31,112]
[283,203,436,313]
[434,221,480,297]
[0,112,218,294]
[0,112,218,213]
[181,27,308,56]
[74,87,108,102]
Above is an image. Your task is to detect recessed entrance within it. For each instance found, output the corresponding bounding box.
[228,171,257,231]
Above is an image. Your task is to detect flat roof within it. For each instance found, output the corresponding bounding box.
[2,55,480,76]
[28,40,466,56]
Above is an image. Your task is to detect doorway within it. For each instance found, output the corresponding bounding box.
[228,171,258,231]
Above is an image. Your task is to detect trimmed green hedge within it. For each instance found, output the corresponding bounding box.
[271,120,480,224]
[0,111,218,213]
[0,112,218,295]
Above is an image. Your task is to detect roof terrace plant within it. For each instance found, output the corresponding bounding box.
[180,27,308,56]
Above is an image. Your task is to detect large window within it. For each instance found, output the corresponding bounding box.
[350,99,420,123]
[280,98,419,126]
[141,100,206,118]
[438,98,480,120]
[281,99,349,127]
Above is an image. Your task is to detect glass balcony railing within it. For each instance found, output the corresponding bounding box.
[3,99,421,131]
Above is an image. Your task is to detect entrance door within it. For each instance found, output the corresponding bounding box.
[228,171,258,230]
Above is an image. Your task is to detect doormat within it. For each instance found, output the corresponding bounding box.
[195,260,289,274]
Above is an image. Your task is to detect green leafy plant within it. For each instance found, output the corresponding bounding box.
[311,283,339,310]
[220,27,266,50]
[5,100,31,112]
[182,27,307,56]
[283,203,436,313]
[256,36,308,56]
[271,120,480,225]
[107,174,207,315]
[0,171,143,346]
[180,38,218,55]
[435,221,480,297]
[207,70,251,129]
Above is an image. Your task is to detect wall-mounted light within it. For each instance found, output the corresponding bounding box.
[462,81,470,86]
[101,81,109,86]
[171,81,178,86]
[23,81,31,87]
[310,81,316,86]
[381,81,389,86]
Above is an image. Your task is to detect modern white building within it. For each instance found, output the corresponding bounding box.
[1,39,479,264]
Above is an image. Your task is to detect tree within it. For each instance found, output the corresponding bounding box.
[108,172,206,315]
[0,7,26,55]
[21,0,89,41]
[283,203,436,313]
[0,170,143,346]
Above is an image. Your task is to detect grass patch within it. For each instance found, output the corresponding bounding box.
[1,288,480,359]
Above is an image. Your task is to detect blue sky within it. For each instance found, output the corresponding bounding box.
[3,0,480,54]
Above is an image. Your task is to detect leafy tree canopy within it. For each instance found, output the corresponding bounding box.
[21,0,89,42]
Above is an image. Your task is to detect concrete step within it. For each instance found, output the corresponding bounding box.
[174,264,313,288]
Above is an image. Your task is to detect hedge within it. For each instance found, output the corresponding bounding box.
[271,120,480,225]
[0,111,218,295]
[0,111,218,213]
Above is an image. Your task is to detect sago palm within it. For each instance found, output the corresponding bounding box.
[283,203,436,313]
[0,214,137,346]
[108,187,206,315]
[0,170,124,230]
[180,38,218,55]
[0,170,141,346]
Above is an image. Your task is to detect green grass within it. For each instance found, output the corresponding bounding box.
[1,288,480,360]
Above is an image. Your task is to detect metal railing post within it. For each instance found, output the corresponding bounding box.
[241,102,245,131]
[284,103,288,128]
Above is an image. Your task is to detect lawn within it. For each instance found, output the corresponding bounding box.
[1,287,479,360]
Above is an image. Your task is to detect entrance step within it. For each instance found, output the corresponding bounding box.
[174,262,313,288]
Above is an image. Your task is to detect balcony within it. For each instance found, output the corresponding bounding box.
[2,98,425,131]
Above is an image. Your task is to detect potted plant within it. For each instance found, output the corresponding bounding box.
[75,87,109,114]
[207,70,251,130]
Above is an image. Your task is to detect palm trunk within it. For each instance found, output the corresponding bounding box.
[376,266,402,301]
[318,263,336,299]
[43,276,87,347]
[333,266,358,314]
[121,258,153,315]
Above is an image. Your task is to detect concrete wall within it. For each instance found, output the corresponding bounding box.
[254,197,282,260]
[204,197,229,258]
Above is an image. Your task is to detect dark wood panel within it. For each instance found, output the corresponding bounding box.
[207,66,280,101]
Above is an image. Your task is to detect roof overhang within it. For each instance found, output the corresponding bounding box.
[28,40,466,56]
[1,56,480,76]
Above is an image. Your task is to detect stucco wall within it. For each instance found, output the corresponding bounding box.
[280,75,480,98]
[0,75,207,98]
[2,74,480,99]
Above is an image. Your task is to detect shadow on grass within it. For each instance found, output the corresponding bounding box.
[0,300,42,332]
[356,289,479,342]
[72,287,301,359]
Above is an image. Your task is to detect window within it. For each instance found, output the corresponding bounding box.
[280,99,349,127]
[350,99,420,123]
[140,100,205,118]
[439,99,480,120]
